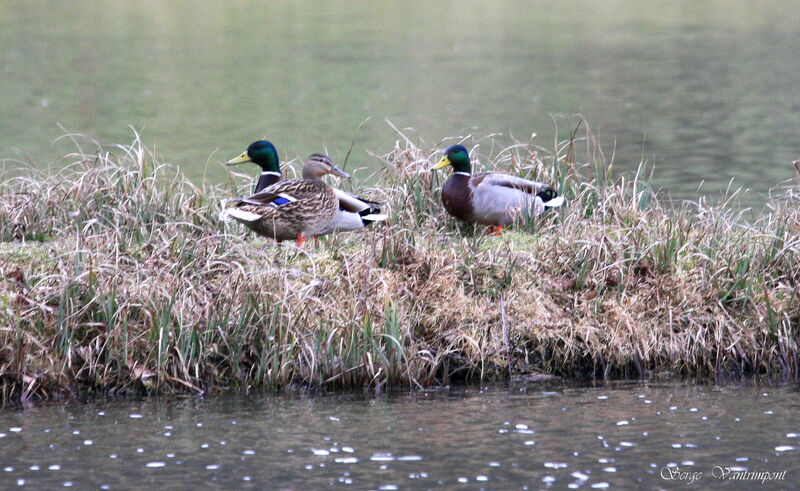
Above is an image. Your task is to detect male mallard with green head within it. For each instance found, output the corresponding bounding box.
[433,144,564,234]
[226,140,283,193]
[221,143,340,245]
[302,154,387,236]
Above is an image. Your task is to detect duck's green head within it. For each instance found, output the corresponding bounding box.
[433,144,471,174]
[227,140,280,173]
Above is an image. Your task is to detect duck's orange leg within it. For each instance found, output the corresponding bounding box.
[489,225,503,236]
[295,233,308,246]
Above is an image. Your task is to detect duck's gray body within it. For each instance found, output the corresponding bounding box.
[442,172,563,226]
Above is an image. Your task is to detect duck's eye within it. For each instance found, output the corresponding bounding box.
[540,189,555,200]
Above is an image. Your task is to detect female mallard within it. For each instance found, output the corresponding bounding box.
[226,140,283,193]
[302,154,387,236]
[221,167,340,245]
[433,144,564,234]
[225,179,339,245]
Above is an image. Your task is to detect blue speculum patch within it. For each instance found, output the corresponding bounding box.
[271,196,291,206]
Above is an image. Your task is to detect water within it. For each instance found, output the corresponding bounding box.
[2,1,799,207]
[0,382,797,488]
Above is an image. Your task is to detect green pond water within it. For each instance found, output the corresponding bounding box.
[1,1,799,208]
[0,382,798,489]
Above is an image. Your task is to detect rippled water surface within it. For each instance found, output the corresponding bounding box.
[0,382,798,489]
[1,1,799,207]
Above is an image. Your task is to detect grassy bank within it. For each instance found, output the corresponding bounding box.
[1,132,799,402]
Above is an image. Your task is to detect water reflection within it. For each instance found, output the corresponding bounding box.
[0,382,797,488]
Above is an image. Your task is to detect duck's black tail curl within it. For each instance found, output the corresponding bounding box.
[358,205,387,226]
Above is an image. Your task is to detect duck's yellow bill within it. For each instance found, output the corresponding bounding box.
[226,151,251,165]
[432,156,451,170]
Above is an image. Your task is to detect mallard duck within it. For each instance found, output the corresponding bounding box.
[432,144,564,234]
[222,180,338,245]
[221,169,340,245]
[226,140,283,193]
[302,154,387,236]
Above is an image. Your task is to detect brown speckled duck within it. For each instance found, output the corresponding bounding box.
[221,144,342,245]
[301,154,387,237]
[432,144,564,235]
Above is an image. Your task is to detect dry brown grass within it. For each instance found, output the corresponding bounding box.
[1,131,798,402]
